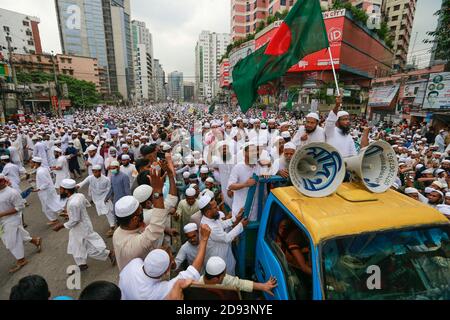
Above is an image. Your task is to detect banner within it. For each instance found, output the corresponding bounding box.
[423,72,450,109]
[368,84,400,107]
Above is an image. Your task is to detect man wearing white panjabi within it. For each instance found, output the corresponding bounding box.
[51,147,71,189]
[1,155,26,192]
[32,136,50,167]
[174,223,200,270]
[31,157,62,225]
[77,165,116,237]
[119,224,211,300]
[85,145,104,176]
[292,112,325,147]
[0,174,42,273]
[52,179,116,271]
[209,141,236,209]
[199,194,248,276]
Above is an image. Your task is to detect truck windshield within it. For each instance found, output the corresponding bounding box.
[321,225,450,300]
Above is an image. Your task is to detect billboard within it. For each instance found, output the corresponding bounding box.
[368,84,400,107]
[254,10,345,73]
[402,80,427,106]
[423,72,450,110]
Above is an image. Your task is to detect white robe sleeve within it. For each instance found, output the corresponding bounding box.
[325,111,338,140]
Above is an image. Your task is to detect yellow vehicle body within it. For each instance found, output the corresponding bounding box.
[272,182,450,245]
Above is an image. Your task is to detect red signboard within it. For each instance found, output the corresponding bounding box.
[254,12,345,73]
[51,96,58,108]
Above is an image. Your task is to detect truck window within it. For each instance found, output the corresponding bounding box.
[265,201,313,300]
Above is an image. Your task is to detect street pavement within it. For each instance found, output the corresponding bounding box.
[0,174,119,300]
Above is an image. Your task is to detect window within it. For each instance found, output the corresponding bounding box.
[28,40,34,46]
[246,15,250,22]
[394,4,400,11]
[391,15,399,21]
[246,26,251,33]
[23,21,30,26]
[3,26,10,32]
[265,201,313,300]
[26,31,32,36]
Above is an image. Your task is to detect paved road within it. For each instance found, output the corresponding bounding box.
[0,175,119,300]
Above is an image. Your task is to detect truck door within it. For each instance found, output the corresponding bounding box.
[255,194,315,300]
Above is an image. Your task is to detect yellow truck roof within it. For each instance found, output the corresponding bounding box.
[272,183,450,245]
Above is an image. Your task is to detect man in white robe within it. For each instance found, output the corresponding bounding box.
[77,165,116,237]
[31,157,62,225]
[0,174,41,273]
[32,137,50,167]
[51,147,71,189]
[53,179,115,271]
[292,112,325,147]
[1,155,26,192]
[199,194,248,276]
[85,145,104,176]
[174,223,200,270]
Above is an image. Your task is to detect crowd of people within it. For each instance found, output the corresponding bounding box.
[1,95,450,300]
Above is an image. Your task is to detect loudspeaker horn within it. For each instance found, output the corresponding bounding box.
[289,142,345,198]
[345,140,398,193]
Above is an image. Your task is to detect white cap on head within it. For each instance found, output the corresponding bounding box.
[54,147,63,153]
[306,113,320,121]
[201,189,215,200]
[162,144,171,151]
[61,179,76,189]
[198,194,212,210]
[446,192,450,198]
[337,111,349,118]
[183,223,198,234]
[281,131,291,138]
[284,142,296,150]
[111,160,120,167]
[115,196,140,218]
[133,185,153,203]
[86,145,97,152]
[143,249,170,278]
[185,187,196,197]
[205,177,215,183]
[200,166,209,174]
[0,155,9,160]
[425,187,435,194]
[32,157,42,163]
[404,187,419,194]
[437,204,450,216]
[183,171,191,179]
[206,256,227,276]
[121,154,131,161]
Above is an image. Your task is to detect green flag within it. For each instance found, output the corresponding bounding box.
[232,0,329,113]
[285,92,296,111]
[209,102,216,114]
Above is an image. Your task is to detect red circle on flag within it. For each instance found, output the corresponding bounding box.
[264,22,292,56]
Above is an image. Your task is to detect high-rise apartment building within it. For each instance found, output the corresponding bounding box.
[383,0,417,70]
[168,71,183,102]
[55,0,135,99]
[230,0,298,41]
[0,8,43,55]
[132,20,154,102]
[195,31,230,101]
[153,59,166,102]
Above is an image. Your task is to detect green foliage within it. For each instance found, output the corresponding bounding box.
[424,0,450,62]
[16,71,100,109]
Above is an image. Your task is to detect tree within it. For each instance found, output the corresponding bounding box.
[424,0,450,62]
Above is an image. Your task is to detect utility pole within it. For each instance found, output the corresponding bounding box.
[51,51,62,117]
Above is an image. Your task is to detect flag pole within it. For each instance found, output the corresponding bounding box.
[328,47,340,96]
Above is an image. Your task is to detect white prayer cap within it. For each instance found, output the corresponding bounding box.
[404,187,419,194]
[281,131,291,139]
[86,145,97,152]
[284,142,296,150]
[337,111,349,118]
[185,187,196,197]
[446,192,450,198]
[92,165,102,171]
[422,169,434,175]
[1,155,9,160]
[133,185,153,203]
[183,223,198,234]
[415,164,424,170]
[183,171,191,179]
[203,123,211,129]
[54,147,62,153]
[437,204,450,216]
[189,183,197,189]
[144,249,170,278]
[206,256,227,276]
[435,169,445,175]
[32,157,42,163]
[206,177,215,183]
[431,189,444,198]
[121,154,131,161]
[54,140,61,144]
[306,112,320,121]
[121,144,129,149]
[268,118,276,123]
[61,179,77,189]
[110,161,120,167]
[115,196,140,218]
[198,194,212,210]
[201,189,215,200]
[200,166,209,174]
[425,187,435,194]
[443,160,450,164]
[162,144,171,151]
[392,145,399,148]
[261,123,267,129]
[254,119,261,123]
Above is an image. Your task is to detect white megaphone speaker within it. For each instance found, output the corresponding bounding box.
[289,142,345,198]
[345,140,398,193]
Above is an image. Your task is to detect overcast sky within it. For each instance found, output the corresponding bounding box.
[0,0,442,75]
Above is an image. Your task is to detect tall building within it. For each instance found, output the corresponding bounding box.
[132,20,154,102]
[183,81,195,102]
[167,71,183,102]
[195,31,230,101]
[383,0,417,70]
[430,0,447,66]
[230,0,298,41]
[153,59,166,102]
[55,0,135,99]
[0,8,42,55]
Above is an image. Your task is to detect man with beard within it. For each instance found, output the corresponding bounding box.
[272,142,297,179]
[426,188,444,208]
[293,113,325,147]
[325,96,369,158]
[199,194,248,275]
[53,179,115,271]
